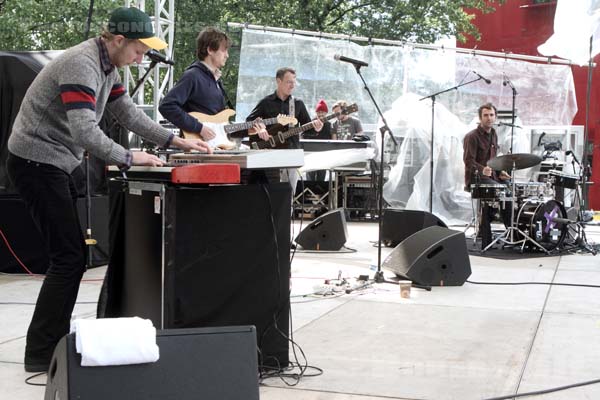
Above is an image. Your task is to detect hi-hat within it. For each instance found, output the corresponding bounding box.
[487,153,542,171]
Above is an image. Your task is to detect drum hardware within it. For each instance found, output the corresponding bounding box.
[559,222,598,255]
[548,169,579,190]
[515,199,569,251]
[550,155,597,255]
[470,183,507,200]
[482,154,551,254]
[513,182,553,200]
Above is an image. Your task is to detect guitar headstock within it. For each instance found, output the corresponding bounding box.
[340,103,358,115]
[276,114,298,126]
[326,103,359,121]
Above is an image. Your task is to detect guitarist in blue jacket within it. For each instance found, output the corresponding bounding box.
[159,27,232,143]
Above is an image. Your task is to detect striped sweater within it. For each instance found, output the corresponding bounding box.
[8,38,173,173]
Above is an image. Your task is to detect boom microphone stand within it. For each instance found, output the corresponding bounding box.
[343,61,397,283]
[419,74,487,213]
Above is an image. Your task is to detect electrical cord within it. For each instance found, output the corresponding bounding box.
[0,228,103,282]
[482,377,600,400]
[0,228,38,275]
[25,372,47,386]
[467,280,600,289]
[259,184,322,385]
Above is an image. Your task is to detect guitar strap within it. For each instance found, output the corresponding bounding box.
[217,79,234,110]
[288,96,295,127]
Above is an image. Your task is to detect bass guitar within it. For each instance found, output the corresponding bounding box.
[249,103,358,150]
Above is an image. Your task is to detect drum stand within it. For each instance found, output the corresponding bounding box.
[482,161,549,254]
[558,177,597,255]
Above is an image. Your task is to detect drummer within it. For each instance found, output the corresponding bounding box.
[463,103,511,249]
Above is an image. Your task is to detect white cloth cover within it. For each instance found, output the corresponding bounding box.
[538,0,600,65]
[70,317,159,367]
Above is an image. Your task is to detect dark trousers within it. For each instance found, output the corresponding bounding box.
[480,201,512,248]
[6,153,86,364]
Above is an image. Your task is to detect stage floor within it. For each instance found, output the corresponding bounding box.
[2,220,600,399]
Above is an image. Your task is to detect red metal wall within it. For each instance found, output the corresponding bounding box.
[459,0,600,209]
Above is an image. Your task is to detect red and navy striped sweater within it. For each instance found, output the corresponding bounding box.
[8,38,173,173]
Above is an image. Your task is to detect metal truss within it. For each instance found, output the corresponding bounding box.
[124,0,175,126]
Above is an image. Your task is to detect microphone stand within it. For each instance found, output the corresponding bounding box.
[348,63,397,283]
[419,77,484,213]
[503,75,518,154]
[132,60,159,99]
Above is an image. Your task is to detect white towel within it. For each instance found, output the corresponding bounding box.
[70,317,160,367]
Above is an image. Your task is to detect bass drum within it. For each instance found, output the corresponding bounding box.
[516,199,568,251]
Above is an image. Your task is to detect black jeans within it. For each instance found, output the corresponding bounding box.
[6,153,86,365]
[480,200,512,248]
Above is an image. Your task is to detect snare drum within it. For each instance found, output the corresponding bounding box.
[470,183,507,200]
[548,170,579,189]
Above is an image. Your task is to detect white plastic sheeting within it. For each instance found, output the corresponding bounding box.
[298,148,376,173]
[538,0,600,65]
[237,29,578,224]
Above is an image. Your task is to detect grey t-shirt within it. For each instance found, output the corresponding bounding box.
[333,116,363,139]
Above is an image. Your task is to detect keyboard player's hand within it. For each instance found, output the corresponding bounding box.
[171,136,213,153]
[132,151,165,167]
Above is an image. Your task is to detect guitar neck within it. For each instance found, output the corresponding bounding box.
[224,116,281,134]
[280,116,327,141]
[251,105,356,150]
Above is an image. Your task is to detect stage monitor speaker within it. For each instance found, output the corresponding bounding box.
[381,209,447,247]
[295,208,347,250]
[382,226,471,286]
[44,326,259,400]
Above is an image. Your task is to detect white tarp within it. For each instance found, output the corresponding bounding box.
[538,0,600,65]
[237,29,578,224]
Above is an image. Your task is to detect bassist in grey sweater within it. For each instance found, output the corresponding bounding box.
[6,7,211,373]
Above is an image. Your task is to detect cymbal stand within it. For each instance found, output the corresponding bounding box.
[482,160,549,254]
[503,74,518,154]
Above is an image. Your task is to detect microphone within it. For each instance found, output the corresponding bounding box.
[146,50,175,66]
[333,54,369,68]
[551,216,576,225]
[566,150,580,165]
[472,71,491,84]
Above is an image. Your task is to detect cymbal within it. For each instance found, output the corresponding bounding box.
[487,153,542,171]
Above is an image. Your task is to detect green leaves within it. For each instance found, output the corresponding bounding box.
[0,0,503,107]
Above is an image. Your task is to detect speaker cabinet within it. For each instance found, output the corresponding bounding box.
[44,326,259,400]
[102,181,291,369]
[382,209,447,247]
[382,226,471,286]
[295,209,348,250]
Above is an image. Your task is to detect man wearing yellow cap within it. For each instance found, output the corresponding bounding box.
[6,7,211,373]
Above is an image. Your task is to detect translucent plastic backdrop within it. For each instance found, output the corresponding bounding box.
[237,30,577,224]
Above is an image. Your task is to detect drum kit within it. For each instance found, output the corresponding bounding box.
[470,152,592,254]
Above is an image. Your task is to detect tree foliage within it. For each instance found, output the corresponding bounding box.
[0,0,503,106]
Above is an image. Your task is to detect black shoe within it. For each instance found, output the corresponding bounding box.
[24,362,50,373]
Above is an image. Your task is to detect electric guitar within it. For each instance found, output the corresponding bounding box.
[182,109,297,149]
[249,103,359,150]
